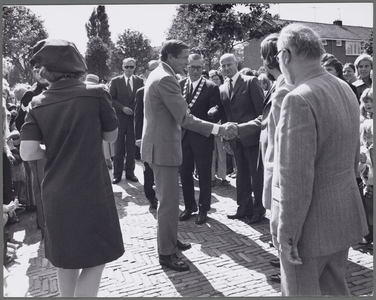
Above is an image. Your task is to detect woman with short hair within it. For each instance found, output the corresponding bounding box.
[20,39,124,297]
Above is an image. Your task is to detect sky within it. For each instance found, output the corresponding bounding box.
[24,2,374,55]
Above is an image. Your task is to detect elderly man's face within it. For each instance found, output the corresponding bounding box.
[276,48,294,85]
[220,56,238,78]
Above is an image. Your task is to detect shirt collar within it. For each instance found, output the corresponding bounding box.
[190,77,202,89]
[124,75,133,82]
[228,72,239,83]
[160,61,177,78]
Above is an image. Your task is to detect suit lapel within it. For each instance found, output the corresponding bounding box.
[263,81,277,107]
[231,75,243,98]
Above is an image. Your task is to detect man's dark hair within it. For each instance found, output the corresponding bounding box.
[160,39,189,62]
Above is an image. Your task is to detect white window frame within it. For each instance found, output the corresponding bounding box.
[345,41,362,55]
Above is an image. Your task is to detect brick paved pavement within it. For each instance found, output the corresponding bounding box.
[3,161,374,297]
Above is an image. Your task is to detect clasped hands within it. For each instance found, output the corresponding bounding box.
[122,106,133,115]
[218,122,238,140]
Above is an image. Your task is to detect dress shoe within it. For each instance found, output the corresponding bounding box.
[195,211,208,225]
[148,197,158,209]
[126,175,138,182]
[367,242,373,251]
[246,213,266,224]
[112,176,121,184]
[227,213,247,220]
[159,253,189,272]
[179,207,198,221]
[270,258,280,268]
[359,237,373,245]
[177,240,191,251]
[270,273,281,283]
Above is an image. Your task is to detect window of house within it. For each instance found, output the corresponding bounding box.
[336,40,342,46]
[345,41,362,55]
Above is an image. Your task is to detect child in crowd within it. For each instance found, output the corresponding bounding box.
[360,87,373,123]
[358,119,373,250]
[343,62,357,84]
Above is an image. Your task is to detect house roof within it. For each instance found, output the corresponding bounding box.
[268,19,372,41]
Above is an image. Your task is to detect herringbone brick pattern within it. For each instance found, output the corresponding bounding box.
[3,161,374,297]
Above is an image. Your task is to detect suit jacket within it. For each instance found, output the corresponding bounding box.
[110,74,144,125]
[141,62,214,167]
[259,79,278,161]
[262,76,290,210]
[271,69,368,258]
[178,77,223,155]
[134,86,145,140]
[220,74,264,148]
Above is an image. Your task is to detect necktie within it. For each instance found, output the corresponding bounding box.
[229,78,233,98]
[189,83,194,102]
[126,78,132,95]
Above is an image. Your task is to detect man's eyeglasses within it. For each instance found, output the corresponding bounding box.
[188,66,203,71]
[274,48,290,62]
[123,65,135,69]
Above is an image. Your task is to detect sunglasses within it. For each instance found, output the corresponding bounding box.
[123,65,135,69]
[274,48,290,62]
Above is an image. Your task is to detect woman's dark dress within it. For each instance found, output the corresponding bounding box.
[21,79,124,269]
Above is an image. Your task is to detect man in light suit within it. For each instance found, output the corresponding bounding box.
[257,32,292,283]
[219,53,265,225]
[178,53,224,225]
[272,23,368,296]
[141,40,235,272]
[110,58,144,184]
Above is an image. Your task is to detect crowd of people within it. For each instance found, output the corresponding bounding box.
[2,23,373,297]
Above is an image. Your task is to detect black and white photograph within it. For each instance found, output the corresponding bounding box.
[2,2,373,297]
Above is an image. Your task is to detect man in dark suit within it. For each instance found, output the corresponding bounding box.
[134,60,160,209]
[110,58,144,184]
[178,53,224,225]
[219,53,265,225]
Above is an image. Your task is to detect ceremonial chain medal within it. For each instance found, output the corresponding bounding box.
[183,77,206,113]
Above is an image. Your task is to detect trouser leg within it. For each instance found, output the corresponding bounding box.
[150,164,179,256]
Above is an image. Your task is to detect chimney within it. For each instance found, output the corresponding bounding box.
[333,20,342,26]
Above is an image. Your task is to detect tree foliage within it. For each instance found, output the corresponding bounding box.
[85,37,111,80]
[111,29,158,75]
[364,30,373,56]
[166,3,275,69]
[85,5,113,46]
[85,5,113,81]
[2,5,48,85]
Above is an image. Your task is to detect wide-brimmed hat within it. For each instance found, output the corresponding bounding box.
[30,39,87,73]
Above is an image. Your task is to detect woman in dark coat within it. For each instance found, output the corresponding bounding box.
[20,39,124,297]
